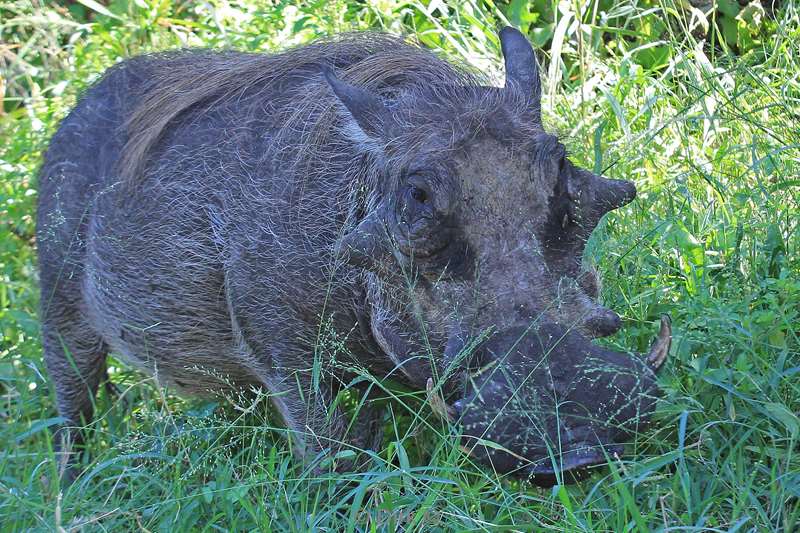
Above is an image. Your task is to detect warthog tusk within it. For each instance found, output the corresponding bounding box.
[426,378,455,423]
[646,315,672,372]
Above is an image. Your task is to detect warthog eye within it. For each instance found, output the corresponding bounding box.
[410,185,427,204]
[394,180,455,261]
[402,182,434,219]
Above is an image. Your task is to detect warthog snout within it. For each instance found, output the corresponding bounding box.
[443,317,671,486]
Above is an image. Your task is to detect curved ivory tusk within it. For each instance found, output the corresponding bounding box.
[426,378,455,423]
[646,315,672,372]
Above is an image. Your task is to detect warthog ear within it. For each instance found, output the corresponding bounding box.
[323,66,389,153]
[499,27,542,123]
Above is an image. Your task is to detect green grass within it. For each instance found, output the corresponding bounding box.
[1,0,799,530]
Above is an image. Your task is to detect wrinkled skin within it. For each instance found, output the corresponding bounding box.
[37,27,669,485]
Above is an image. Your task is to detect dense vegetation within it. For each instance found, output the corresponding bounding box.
[1,1,798,530]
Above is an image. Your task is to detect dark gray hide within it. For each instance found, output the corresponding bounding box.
[37,28,669,485]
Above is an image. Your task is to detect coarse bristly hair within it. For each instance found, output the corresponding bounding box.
[38,28,659,485]
[118,31,539,198]
[36,31,543,458]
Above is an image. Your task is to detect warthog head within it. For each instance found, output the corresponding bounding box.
[326,27,670,484]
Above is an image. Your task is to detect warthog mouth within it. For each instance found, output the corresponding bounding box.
[523,443,625,485]
[426,316,671,487]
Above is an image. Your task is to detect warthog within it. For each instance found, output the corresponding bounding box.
[37,27,670,485]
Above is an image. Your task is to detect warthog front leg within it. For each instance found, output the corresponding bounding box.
[264,371,384,471]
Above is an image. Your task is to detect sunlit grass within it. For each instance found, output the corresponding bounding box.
[1,0,798,530]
